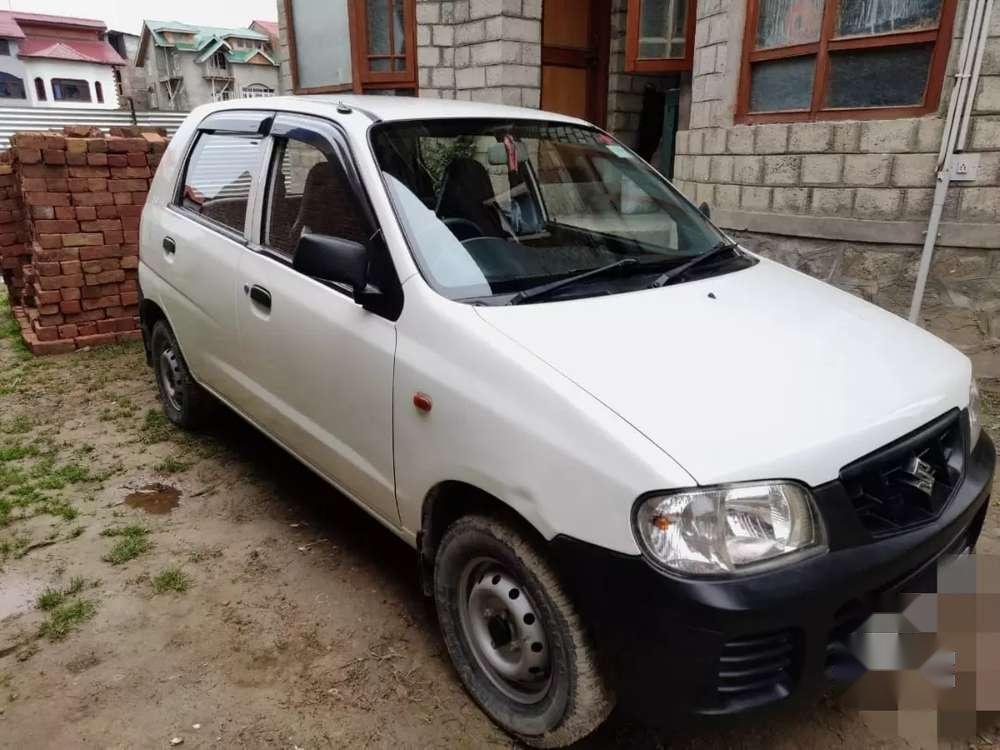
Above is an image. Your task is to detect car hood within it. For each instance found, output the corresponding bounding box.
[474,258,971,487]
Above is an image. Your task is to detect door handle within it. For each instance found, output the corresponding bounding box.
[163,236,176,254]
[248,284,272,311]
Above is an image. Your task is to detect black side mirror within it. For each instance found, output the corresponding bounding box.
[293,233,378,302]
[698,201,712,220]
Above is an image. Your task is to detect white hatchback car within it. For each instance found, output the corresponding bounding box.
[139,97,994,746]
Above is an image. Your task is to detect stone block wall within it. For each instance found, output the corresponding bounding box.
[0,127,168,355]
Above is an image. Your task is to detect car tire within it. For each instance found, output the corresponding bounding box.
[150,320,212,429]
[434,513,614,747]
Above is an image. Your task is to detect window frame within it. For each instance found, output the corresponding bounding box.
[51,78,92,102]
[624,0,696,73]
[736,0,959,124]
[0,40,10,57]
[0,72,25,99]
[284,0,417,95]
[34,77,46,101]
[171,112,274,243]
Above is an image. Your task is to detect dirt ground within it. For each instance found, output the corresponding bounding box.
[1,290,1000,750]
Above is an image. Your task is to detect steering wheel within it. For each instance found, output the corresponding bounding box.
[442,217,486,242]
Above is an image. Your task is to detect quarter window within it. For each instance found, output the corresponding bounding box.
[625,0,696,73]
[264,135,370,257]
[51,78,91,102]
[738,0,957,122]
[178,133,262,235]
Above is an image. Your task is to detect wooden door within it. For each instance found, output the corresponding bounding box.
[541,0,611,126]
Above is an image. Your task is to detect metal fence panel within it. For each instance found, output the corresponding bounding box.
[0,106,190,149]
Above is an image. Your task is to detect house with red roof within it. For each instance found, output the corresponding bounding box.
[0,10,125,109]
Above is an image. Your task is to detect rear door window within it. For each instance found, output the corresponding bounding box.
[177,132,263,236]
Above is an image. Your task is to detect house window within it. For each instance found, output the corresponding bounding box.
[0,40,10,56]
[285,0,416,93]
[52,78,92,102]
[0,72,26,99]
[738,0,957,123]
[95,81,104,103]
[34,77,46,101]
[625,0,696,72]
[212,51,229,71]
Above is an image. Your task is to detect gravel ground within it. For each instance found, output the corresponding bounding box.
[1,290,999,749]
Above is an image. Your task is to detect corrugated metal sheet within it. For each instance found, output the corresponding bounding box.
[0,106,190,149]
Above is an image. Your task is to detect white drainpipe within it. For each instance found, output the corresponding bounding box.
[908,0,995,324]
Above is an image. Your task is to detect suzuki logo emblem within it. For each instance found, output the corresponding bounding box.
[902,456,936,496]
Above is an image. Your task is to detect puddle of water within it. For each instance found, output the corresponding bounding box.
[124,483,181,515]
[0,574,42,620]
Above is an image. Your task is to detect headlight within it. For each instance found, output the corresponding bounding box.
[633,482,826,577]
[969,379,982,448]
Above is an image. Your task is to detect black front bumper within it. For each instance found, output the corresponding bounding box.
[549,430,995,723]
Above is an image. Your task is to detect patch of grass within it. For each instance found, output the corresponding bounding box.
[1,416,32,435]
[0,442,39,462]
[154,455,190,474]
[140,408,174,445]
[36,588,65,611]
[38,598,97,641]
[151,566,191,594]
[101,524,151,565]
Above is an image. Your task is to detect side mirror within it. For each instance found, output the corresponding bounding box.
[698,201,712,220]
[293,233,377,302]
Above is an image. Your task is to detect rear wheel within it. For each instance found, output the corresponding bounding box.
[150,320,212,429]
[434,514,614,747]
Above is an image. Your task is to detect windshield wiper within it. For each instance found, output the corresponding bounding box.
[508,257,639,305]
[648,241,740,289]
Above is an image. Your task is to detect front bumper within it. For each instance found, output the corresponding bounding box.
[549,430,995,723]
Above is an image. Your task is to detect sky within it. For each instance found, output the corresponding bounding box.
[2,0,278,35]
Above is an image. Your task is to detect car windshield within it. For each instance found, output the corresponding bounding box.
[371,118,742,303]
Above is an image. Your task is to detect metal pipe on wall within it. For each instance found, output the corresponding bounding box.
[908,0,994,324]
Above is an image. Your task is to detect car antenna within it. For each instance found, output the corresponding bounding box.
[336,101,353,115]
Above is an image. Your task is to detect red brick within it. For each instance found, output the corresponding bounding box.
[82,294,119,310]
[116,330,143,342]
[17,148,42,164]
[36,273,84,290]
[96,319,117,333]
[66,152,87,166]
[43,150,67,165]
[68,166,110,178]
[64,310,105,323]
[85,270,125,285]
[21,177,47,192]
[61,288,81,301]
[131,192,148,205]
[76,323,97,336]
[81,219,122,232]
[63,233,105,247]
[86,153,109,166]
[35,261,61,276]
[107,154,128,167]
[96,205,119,219]
[54,207,76,220]
[59,300,81,314]
[35,219,79,233]
[13,134,45,149]
[57,324,79,338]
[82,282,118,298]
[38,303,60,315]
[35,289,61,304]
[60,260,82,275]
[75,332,117,347]
[120,256,139,270]
[75,206,97,220]
[24,192,71,207]
[86,138,108,153]
[120,290,139,305]
[103,230,124,245]
[117,205,142,217]
[43,135,66,150]
[113,193,133,206]
[79,245,122,261]
[121,216,140,230]
[45,177,69,191]
[72,192,114,207]
[37,234,63,250]
[30,339,76,355]
[126,153,148,168]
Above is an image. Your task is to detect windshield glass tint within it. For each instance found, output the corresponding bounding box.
[372,119,726,301]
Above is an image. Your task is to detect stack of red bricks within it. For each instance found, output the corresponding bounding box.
[1,126,168,354]
[0,150,30,301]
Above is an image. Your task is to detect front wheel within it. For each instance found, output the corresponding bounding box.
[434,514,614,747]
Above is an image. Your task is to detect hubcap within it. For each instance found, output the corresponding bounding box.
[158,347,183,412]
[457,558,551,704]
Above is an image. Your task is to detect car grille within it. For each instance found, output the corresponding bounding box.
[714,629,797,704]
[840,410,965,539]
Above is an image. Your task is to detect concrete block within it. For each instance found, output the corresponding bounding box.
[772,187,810,213]
[710,155,734,182]
[704,128,727,154]
[456,20,486,45]
[833,122,861,152]
[969,116,1000,151]
[789,123,834,153]
[696,182,715,206]
[733,155,764,184]
[755,124,789,154]
[418,45,441,67]
[801,154,844,184]
[688,129,704,154]
[417,3,441,23]
[854,188,902,219]
[741,186,772,211]
[433,24,455,46]
[693,155,711,181]
[431,67,455,88]
[844,154,892,185]
[891,153,938,187]
[472,40,505,65]
[916,117,945,152]
[859,119,918,153]
[975,77,1000,113]
[456,66,486,89]
[811,188,855,217]
[715,184,740,208]
[959,187,1000,221]
[727,125,754,154]
[762,155,801,185]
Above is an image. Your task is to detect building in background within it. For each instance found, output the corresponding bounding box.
[276,0,1000,374]
[0,10,125,109]
[105,30,148,110]
[135,20,280,110]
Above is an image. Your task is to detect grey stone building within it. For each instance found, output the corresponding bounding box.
[277,0,1000,375]
[136,20,281,111]
[106,31,149,110]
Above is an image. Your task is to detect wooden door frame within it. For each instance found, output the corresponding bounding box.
[540,0,612,127]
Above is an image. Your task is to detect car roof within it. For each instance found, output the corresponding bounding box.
[195,94,592,128]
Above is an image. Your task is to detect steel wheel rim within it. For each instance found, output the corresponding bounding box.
[158,347,183,412]
[457,557,551,705]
